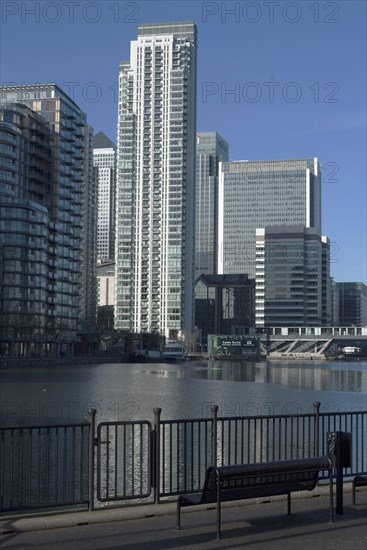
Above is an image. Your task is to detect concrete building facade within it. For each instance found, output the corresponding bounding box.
[97,260,115,308]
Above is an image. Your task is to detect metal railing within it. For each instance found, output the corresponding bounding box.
[0,422,90,512]
[1,404,366,512]
[159,416,213,498]
[155,404,366,499]
[157,404,316,498]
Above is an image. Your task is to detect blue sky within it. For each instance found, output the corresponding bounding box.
[1,0,366,283]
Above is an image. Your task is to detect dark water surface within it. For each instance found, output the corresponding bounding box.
[0,359,366,426]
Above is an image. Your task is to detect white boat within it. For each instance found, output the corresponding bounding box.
[342,346,362,356]
[162,342,187,362]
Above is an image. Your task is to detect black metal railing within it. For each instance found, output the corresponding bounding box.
[216,413,317,464]
[0,422,90,512]
[155,404,366,498]
[1,404,366,512]
[159,417,213,497]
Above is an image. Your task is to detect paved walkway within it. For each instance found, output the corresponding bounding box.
[1,489,366,549]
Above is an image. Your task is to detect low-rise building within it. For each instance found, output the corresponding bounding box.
[337,282,367,326]
[195,274,255,347]
[255,226,331,327]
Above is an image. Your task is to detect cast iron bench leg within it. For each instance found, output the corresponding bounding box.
[353,476,367,505]
[216,472,221,541]
[217,499,221,540]
[177,501,181,530]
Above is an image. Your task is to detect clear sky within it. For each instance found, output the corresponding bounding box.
[1,0,366,283]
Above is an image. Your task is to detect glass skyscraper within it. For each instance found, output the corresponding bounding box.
[218,158,321,277]
[93,132,116,262]
[195,132,229,278]
[0,84,95,357]
[337,282,367,326]
[115,22,197,339]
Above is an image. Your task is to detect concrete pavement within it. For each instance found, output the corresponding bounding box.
[1,486,366,549]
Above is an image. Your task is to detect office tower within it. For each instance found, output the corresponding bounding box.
[93,132,116,261]
[218,158,321,276]
[115,22,197,339]
[337,282,367,326]
[0,84,95,357]
[255,226,331,327]
[195,132,229,278]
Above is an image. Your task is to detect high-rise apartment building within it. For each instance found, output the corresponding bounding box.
[115,22,197,339]
[218,158,321,276]
[195,132,229,278]
[93,132,116,261]
[0,84,95,357]
[255,226,331,327]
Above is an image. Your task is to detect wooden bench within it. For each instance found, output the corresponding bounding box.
[177,457,333,540]
[352,475,367,505]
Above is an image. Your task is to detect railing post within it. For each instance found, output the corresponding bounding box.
[211,404,218,467]
[88,408,97,511]
[335,431,344,515]
[153,407,161,504]
[313,402,320,457]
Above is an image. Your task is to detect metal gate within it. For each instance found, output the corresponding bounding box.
[96,421,152,502]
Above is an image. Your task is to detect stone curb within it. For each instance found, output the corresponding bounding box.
[0,483,346,535]
[0,503,174,534]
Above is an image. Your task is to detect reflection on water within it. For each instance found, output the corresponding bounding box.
[0,359,366,426]
[142,360,367,393]
[189,360,367,393]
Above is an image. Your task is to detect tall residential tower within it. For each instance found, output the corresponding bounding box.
[115,22,197,339]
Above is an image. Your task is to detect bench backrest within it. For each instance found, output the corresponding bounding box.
[200,457,330,504]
